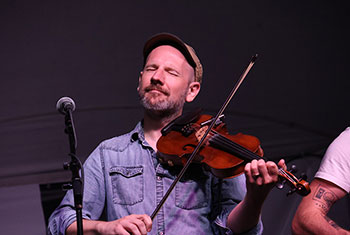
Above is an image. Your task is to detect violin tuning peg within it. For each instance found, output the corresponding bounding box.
[287,188,297,196]
[276,182,284,189]
[167,160,174,167]
[289,164,298,174]
[300,172,308,181]
[276,177,287,190]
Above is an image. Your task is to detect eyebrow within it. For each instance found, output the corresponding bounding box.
[145,63,158,68]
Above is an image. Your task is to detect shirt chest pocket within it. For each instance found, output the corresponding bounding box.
[110,166,144,205]
[175,178,210,210]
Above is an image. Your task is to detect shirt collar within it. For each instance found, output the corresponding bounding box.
[130,121,150,148]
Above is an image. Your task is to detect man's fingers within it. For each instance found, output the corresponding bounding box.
[250,159,260,177]
[266,161,278,175]
[137,214,152,232]
[112,223,131,235]
[277,158,286,170]
[132,214,152,234]
[117,214,152,235]
[245,162,255,183]
[123,222,141,235]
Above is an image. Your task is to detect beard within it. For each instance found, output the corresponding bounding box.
[138,84,188,119]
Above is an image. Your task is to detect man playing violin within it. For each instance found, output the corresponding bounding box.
[48,33,285,235]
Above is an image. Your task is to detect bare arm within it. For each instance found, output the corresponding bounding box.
[227,159,284,233]
[292,178,349,235]
[66,214,152,235]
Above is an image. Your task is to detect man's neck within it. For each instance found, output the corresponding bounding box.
[143,110,182,150]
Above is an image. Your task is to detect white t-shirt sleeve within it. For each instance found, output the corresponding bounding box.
[315,127,350,193]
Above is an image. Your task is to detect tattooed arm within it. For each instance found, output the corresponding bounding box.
[292,178,349,235]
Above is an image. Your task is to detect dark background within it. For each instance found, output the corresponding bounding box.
[1,1,349,234]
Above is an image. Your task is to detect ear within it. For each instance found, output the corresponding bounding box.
[137,71,143,92]
[185,82,201,102]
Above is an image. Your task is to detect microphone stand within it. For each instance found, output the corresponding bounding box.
[62,109,84,235]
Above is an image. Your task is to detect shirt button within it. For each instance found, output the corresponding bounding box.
[157,176,161,181]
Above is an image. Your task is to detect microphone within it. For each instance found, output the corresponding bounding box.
[56,97,76,115]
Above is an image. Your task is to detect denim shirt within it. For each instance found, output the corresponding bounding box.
[48,122,262,235]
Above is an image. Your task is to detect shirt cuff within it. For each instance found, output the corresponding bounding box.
[215,215,263,235]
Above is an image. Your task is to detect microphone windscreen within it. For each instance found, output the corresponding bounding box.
[56,97,76,114]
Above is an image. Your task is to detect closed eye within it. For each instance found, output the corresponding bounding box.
[166,68,179,77]
[144,64,158,71]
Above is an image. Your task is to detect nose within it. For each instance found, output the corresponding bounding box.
[150,69,165,85]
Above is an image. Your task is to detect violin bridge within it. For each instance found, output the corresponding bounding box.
[195,126,208,142]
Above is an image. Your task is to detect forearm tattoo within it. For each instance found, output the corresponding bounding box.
[313,184,338,213]
[324,216,341,230]
[313,184,341,230]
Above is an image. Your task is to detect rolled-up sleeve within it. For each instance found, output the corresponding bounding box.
[47,145,106,235]
[211,174,263,235]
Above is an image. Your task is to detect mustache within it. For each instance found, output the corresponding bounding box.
[144,85,170,96]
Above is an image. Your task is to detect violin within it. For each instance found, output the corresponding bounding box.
[157,109,311,196]
[150,55,310,220]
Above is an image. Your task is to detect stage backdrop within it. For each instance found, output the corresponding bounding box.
[1,1,349,234]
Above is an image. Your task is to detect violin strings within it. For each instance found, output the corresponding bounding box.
[278,168,296,184]
[208,130,298,185]
[278,169,297,185]
[209,129,262,161]
[210,132,257,161]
